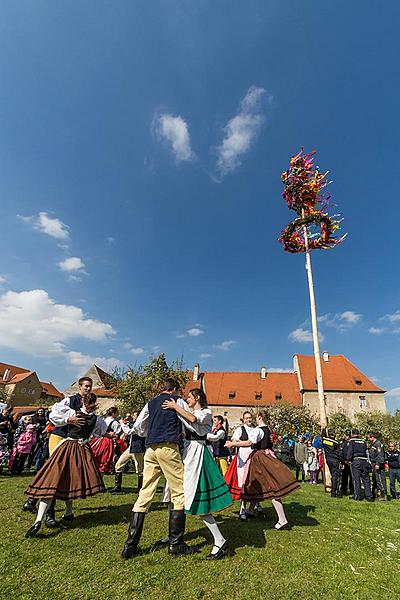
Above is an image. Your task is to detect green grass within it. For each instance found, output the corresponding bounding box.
[1,473,399,600]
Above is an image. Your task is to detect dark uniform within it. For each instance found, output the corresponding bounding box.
[347,436,373,501]
[322,432,342,497]
[369,437,388,499]
[386,449,400,499]
[341,437,354,496]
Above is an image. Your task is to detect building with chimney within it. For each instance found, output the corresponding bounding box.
[185,353,385,426]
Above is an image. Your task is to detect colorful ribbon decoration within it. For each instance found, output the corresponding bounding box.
[279,150,346,253]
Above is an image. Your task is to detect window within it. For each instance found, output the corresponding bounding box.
[223,411,228,416]
[359,396,367,409]
[228,391,236,399]
[355,379,362,385]
[275,393,282,401]
[255,392,262,401]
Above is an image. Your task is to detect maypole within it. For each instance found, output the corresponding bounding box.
[279,150,346,430]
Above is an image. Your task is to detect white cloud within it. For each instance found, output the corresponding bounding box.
[175,332,186,339]
[199,353,212,359]
[216,86,266,177]
[0,275,7,285]
[155,114,195,162]
[18,212,70,240]
[106,237,116,244]
[130,347,145,355]
[58,257,85,273]
[383,310,400,324]
[214,340,237,351]
[289,328,325,343]
[66,351,123,375]
[268,368,293,373]
[368,327,386,335]
[0,289,115,358]
[339,311,362,325]
[385,387,400,412]
[187,327,204,337]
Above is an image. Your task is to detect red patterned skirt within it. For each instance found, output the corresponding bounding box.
[89,437,114,473]
[242,450,300,501]
[25,439,105,501]
[224,455,242,500]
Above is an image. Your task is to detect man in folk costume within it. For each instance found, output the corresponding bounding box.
[109,411,145,494]
[121,378,197,559]
[22,376,93,527]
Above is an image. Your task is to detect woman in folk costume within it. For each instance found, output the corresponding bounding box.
[90,406,121,474]
[224,410,261,521]
[162,388,232,559]
[226,410,300,530]
[24,394,107,538]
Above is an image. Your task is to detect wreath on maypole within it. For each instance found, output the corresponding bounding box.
[278,150,346,253]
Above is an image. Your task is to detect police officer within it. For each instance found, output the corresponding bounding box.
[322,429,342,498]
[368,432,388,501]
[347,429,373,501]
[386,442,400,500]
[340,430,354,496]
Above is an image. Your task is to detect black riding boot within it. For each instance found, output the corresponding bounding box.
[109,471,123,494]
[22,498,37,513]
[168,509,198,556]
[45,499,58,528]
[136,474,143,493]
[121,512,146,560]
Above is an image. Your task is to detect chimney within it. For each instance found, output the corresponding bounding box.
[193,363,200,382]
[261,366,267,380]
[3,368,10,382]
[323,351,329,362]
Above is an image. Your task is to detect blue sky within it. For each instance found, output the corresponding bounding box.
[1,2,400,410]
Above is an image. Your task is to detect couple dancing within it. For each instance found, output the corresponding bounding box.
[121,378,232,560]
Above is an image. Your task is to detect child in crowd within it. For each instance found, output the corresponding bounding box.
[306,441,318,484]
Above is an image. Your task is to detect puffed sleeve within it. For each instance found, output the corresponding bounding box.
[49,397,75,427]
[249,427,264,444]
[231,427,242,442]
[207,429,225,442]
[132,404,149,437]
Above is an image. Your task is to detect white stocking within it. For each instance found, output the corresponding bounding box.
[271,498,288,526]
[35,500,50,524]
[201,514,226,554]
[64,500,73,516]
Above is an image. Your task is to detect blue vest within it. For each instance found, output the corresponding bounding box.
[145,393,182,446]
[52,394,82,438]
[129,432,146,453]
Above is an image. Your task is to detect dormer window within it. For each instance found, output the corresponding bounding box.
[255,392,262,401]
[228,391,236,400]
[355,380,362,385]
[275,393,282,401]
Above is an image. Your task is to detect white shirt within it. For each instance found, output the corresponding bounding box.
[104,416,122,434]
[49,399,107,438]
[232,424,264,464]
[133,397,190,437]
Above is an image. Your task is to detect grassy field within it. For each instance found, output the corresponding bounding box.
[1,473,399,600]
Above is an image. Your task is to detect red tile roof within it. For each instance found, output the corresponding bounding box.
[184,371,302,406]
[40,381,63,398]
[7,371,35,384]
[0,362,30,384]
[92,386,117,398]
[295,354,384,392]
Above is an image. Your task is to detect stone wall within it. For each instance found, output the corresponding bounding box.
[303,391,386,421]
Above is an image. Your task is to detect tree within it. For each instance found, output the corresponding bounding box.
[248,402,318,437]
[115,353,190,414]
[326,413,353,439]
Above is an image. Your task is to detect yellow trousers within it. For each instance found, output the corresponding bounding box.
[48,434,64,456]
[216,456,229,476]
[115,448,144,475]
[133,443,184,513]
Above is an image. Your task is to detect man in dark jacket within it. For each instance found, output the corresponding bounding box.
[340,431,354,496]
[385,442,400,500]
[121,379,197,559]
[322,429,342,498]
[368,432,388,501]
[347,429,373,501]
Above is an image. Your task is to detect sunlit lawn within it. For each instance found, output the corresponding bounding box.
[1,473,399,600]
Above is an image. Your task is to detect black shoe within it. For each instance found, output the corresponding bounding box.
[168,509,198,556]
[121,512,146,560]
[206,541,229,560]
[45,515,59,528]
[60,513,75,523]
[273,522,290,530]
[109,471,123,494]
[238,513,247,522]
[25,522,41,538]
[22,498,37,513]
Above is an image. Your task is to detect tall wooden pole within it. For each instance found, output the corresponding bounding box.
[302,210,327,428]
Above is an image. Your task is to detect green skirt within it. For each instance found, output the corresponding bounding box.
[186,448,233,516]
